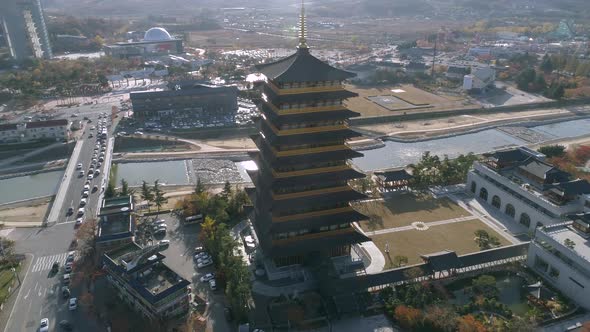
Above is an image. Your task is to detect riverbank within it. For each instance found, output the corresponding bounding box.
[0,196,51,227]
[0,160,66,180]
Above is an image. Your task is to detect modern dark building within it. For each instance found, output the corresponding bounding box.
[96,196,135,256]
[246,9,369,268]
[130,81,238,128]
[104,27,183,59]
[1,0,52,60]
[103,242,190,320]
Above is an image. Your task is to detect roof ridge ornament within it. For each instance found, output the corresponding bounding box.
[298,0,309,49]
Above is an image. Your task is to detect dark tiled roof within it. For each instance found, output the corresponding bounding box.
[270,209,368,234]
[26,119,69,128]
[0,123,18,131]
[518,158,555,179]
[489,149,529,164]
[269,230,369,257]
[255,48,356,83]
[447,66,470,75]
[551,179,590,196]
[420,250,462,271]
[376,169,412,182]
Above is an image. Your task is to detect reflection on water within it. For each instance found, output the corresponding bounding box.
[0,171,63,204]
[354,118,590,171]
[354,129,525,171]
[449,274,529,316]
[112,160,190,186]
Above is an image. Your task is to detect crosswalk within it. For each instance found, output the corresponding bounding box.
[31,253,70,273]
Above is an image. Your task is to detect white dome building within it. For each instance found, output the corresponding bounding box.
[143,27,173,42]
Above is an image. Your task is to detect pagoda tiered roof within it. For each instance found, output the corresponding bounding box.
[255,48,355,83]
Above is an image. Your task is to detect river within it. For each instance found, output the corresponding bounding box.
[0,170,63,204]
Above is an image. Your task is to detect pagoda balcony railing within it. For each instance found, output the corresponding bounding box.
[268,102,346,115]
[271,144,350,157]
[272,206,354,223]
[267,121,348,136]
[268,82,344,95]
[271,163,352,178]
[272,185,351,200]
[271,227,355,246]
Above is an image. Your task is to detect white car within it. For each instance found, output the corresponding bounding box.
[200,273,215,282]
[83,184,90,191]
[40,318,49,332]
[158,240,170,247]
[76,163,82,170]
[79,198,87,207]
[77,208,84,217]
[87,174,93,180]
[75,218,83,226]
[68,297,78,310]
[194,252,209,260]
[209,279,217,291]
[197,254,211,263]
[82,190,89,198]
[197,259,213,268]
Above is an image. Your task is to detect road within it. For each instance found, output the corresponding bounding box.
[2,109,115,332]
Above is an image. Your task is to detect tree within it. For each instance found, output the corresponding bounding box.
[516,68,536,91]
[105,181,116,198]
[474,229,500,250]
[194,177,205,195]
[538,145,566,158]
[472,275,497,295]
[394,305,423,330]
[457,315,486,332]
[119,178,132,197]
[564,238,576,249]
[75,219,98,263]
[152,180,168,213]
[540,54,553,74]
[424,305,459,332]
[393,255,409,267]
[221,180,232,201]
[140,181,154,211]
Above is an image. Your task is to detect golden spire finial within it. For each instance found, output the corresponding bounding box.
[298,0,308,49]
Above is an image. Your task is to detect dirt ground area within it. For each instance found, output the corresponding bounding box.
[201,137,256,149]
[0,198,51,224]
[356,193,471,231]
[370,219,511,268]
[356,108,573,136]
[346,84,473,117]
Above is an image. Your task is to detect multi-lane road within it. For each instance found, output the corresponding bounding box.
[2,110,115,332]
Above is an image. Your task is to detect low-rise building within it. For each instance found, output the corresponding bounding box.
[467,147,590,233]
[130,81,238,129]
[103,242,190,320]
[446,66,470,80]
[0,119,69,143]
[104,27,183,60]
[404,62,428,75]
[527,216,590,309]
[96,196,135,256]
[463,67,496,92]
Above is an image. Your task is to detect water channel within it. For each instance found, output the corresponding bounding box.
[1,118,590,202]
[0,170,63,204]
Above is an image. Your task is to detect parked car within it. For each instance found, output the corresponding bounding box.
[209,279,217,291]
[79,198,87,207]
[62,286,70,299]
[158,240,170,248]
[68,298,77,310]
[200,273,215,283]
[65,262,73,273]
[51,261,59,273]
[194,252,209,260]
[75,218,83,227]
[40,318,49,332]
[197,258,213,268]
[66,251,75,263]
[82,190,89,198]
[197,254,211,263]
[63,273,70,285]
[77,208,84,217]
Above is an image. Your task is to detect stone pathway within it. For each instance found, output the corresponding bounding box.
[364,216,478,236]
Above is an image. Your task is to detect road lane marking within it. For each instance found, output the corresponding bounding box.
[23,288,30,300]
[31,253,68,273]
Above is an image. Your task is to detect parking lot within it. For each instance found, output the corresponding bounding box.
[136,212,232,332]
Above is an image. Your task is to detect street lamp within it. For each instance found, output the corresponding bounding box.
[11,267,20,286]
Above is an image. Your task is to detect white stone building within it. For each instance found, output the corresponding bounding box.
[527,217,590,309]
[0,119,69,143]
[466,147,590,233]
[463,67,496,92]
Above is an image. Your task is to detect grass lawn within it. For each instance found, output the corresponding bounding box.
[0,265,19,304]
[356,193,472,231]
[371,219,511,269]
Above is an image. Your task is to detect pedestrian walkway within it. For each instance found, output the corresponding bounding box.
[30,252,70,273]
[364,216,478,236]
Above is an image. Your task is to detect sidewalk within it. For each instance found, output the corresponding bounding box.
[0,254,32,332]
[46,139,84,224]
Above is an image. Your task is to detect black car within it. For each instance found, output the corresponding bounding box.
[62,286,70,299]
[66,207,74,216]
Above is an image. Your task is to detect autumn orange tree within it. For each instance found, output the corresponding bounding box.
[457,315,487,332]
[394,305,424,330]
